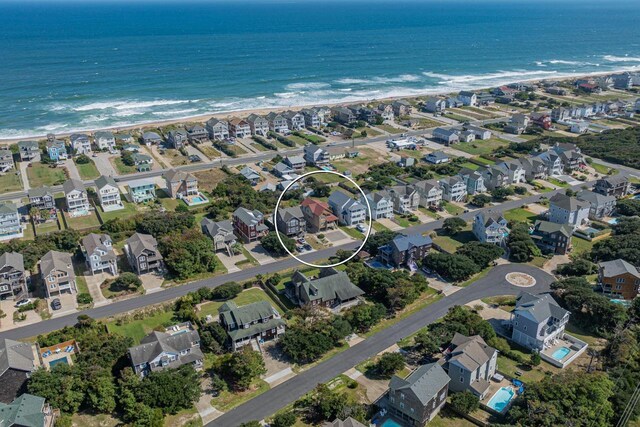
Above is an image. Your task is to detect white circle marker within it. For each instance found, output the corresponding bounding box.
[274,169,372,268]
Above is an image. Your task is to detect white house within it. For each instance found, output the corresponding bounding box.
[362,192,393,219]
[94,131,116,151]
[458,91,477,106]
[328,191,367,226]
[0,202,23,241]
[439,176,467,202]
[63,179,90,217]
[95,175,123,212]
[548,193,590,228]
[70,133,92,155]
[81,233,118,276]
[473,211,509,245]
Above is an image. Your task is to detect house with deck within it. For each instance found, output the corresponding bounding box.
[0,202,23,241]
[425,151,449,164]
[531,220,573,255]
[70,133,92,155]
[286,267,364,310]
[423,97,446,113]
[276,206,306,236]
[17,140,40,162]
[167,129,188,149]
[598,259,640,300]
[127,178,156,203]
[63,179,90,217]
[331,107,356,126]
[301,108,321,128]
[593,176,631,198]
[0,252,26,300]
[232,207,268,243]
[125,233,163,275]
[465,125,492,140]
[443,333,498,399]
[362,192,393,219]
[0,149,15,173]
[432,128,459,145]
[284,155,305,172]
[186,125,208,143]
[239,166,261,186]
[473,211,509,245]
[46,139,67,162]
[328,191,367,226]
[481,165,511,190]
[301,198,338,232]
[0,393,55,426]
[381,185,420,214]
[458,91,477,106]
[458,168,486,195]
[95,175,123,212]
[266,112,289,133]
[39,251,76,298]
[205,118,230,140]
[218,301,285,351]
[414,179,443,207]
[246,114,269,136]
[229,118,251,138]
[94,131,116,151]
[81,233,117,276]
[303,145,330,167]
[201,218,236,255]
[28,187,55,210]
[379,234,432,269]
[519,157,548,180]
[392,100,412,116]
[439,176,467,202]
[548,193,590,228]
[576,190,616,220]
[283,111,306,130]
[163,169,198,199]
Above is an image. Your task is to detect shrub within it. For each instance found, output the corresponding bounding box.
[77,293,93,305]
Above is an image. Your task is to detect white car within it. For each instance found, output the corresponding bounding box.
[356,224,367,233]
[15,298,32,308]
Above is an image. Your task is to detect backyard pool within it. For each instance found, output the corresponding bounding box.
[551,346,571,361]
[487,387,515,412]
[48,357,69,368]
[378,418,403,427]
[607,218,619,225]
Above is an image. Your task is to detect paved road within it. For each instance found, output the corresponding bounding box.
[210,264,554,427]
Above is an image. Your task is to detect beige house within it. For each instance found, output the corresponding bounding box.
[163,169,198,199]
[39,250,76,298]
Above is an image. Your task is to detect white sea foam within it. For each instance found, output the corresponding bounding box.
[152,108,200,117]
[73,99,191,112]
[285,82,331,90]
[335,74,422,85]
[603,55,640,62]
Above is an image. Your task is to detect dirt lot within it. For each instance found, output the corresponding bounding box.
[331,147,391,175]
[194,168,229,189]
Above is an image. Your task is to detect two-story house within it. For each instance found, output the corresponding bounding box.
[218,301,286,351]
[385,362,450,426]
[205,118,230,141]
[63,179,90,217]
[201,218,237,255]
[233,207,269,243]
[457,168,486,195]
[498,160,526,184]
[93,131,116,151]
[128,322,203,377]
[246,114,270,136]
[303,145,330,167]
[331,107,356,126]
[0,202,23,241]
[519,157,548,181]
[465,125,492,140]
[0,339,36,404]
[0,149,15,173]
[379,234,432,269]
[70,133,92,155]
[0,252,26,300]
[593,176,631,198]
[265,112,289,133]
[598,259,640,300]
[46,139,67,162]
[125,233,164,275]
[142,131,163,145]
[530,220,573,255]
[284,155,305,173]
[362,192,393,219]
[548,193,590,228]
[127,178,156,204]
[511,292,570,352]
[425,151,449,165]
[286,267,364,309]
[39,250,76,298]
[443,333,498,399]
[432,128,459,146]
[381,185,420,214]
[81,233,117,276]
[186,125,208,143]
[28,187,55,210]
[328,191,367,226]
[458,91,477,106]
[576,190,616,220]
[392,100,412,116]
[163,169,198,199]
[473,211,509,245]
[481,165,510,190]
[414,179,443,208]
[229,118,251,138]
[301,198,338,232]
[275,206,306,237]
[535,151,563,176]
[423,97,446,113]
[439,176,467,202]
[17,140,40,162]
[283,111,306,131]
[95,175,123,212]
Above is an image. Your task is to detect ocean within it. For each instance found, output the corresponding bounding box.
[1,0,640,139]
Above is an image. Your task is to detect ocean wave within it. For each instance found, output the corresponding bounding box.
[285,82,331,90]
[335,74,422,85]
[73,99,192,112]
[152,108,200,117]
[603,55,640,63]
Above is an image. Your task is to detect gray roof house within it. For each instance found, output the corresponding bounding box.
[380,185,420,214]
[95,175,123,212]
[443,333,498,399]
[205,118,230,140]
[167,129,188,149]
[128,322,203,377]
[246,114,269,136]
[473,210,509,245]
[218,301,285,351]
[385,362,450,426]
[272,162,294,178]
[361,191,393,220]
[414,179,443,207]
[323,418,367,427]
[28,186,55,211]
[276,206,306,236]
[142,131,163,145]
[286,267,364,310]
[0,202,23,241]
[62,179,90,217]
[94,131,116,151]
[0,252,26,300]
[81,233,117,276]
[17,140,40,162]
[284,155,305,172]
[0,339,36,403]
[379,234,432,269]
[432,128,459,145]
[576,190,616,220]
[239,166,261,186]
[548,193,590,228]
[201,218,236,255]
[39,251,76,298]
[594,175,631,198]
[0,149,15,173]
[328,190,367,226]
[439,176,467,202]
[70,133,92,155]
[511,292,570,352]
[232,207,268,243]
[458,168,486,195]
[125,233,163,275]
[186,125,208,143]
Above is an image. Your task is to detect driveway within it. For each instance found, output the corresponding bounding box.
[61,159,81,181]
[82,271,111,307]
[243,242,276,265]
[92,152,117,177]
[216,251,245,273]
[377,218,404,231]
[140,272,164,293]
[261,342,296,387]
[196,378,225,425]
[0,299,40,331]
[49,293,77,318]
[324,229,355,246]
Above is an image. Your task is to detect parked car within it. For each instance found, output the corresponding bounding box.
[356,223,367,233]
[51,298,62,310]
[15,298,32,308]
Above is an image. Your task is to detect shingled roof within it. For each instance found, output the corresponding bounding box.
[514,292,569,324]
[0,338,35,376]
[389,362,450,405]
[291,268,364,303]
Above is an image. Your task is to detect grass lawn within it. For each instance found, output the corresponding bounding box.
[198,288,279,319]
[528,256,548,268]
[572,236,594,255]
[415,118,443,129]
[35,220,60,236]
[497,355,553,383]
[359,127,382,137]
[107,309,175,344]
[98,199,139,222]
[211,379,269,412]
[157,190,182,211]
[197,144,222,158]
[164,149,190,167]
[194,168,228,188]
[340,226,364,240]
[364,290,441,338]
[531,181,554,193]
[298,133,326,143]
[26,163,67,187]
[376,124,404,134]
[546,177,569,188]
[455,138,510,156]
[473,157,495,166]
[504,207,538,223]
[443,113,471,122]
[432,229,475,253]
[372,221,390,232]
[111,157,137,175]
[64,212,101,230]
[418,207,441,219]
[393,216,412,228]
[75,160,100,180]
[239,247,259,267]
[430,408,477,427]
[0,172,23,193]
[442,201,464,215]
[459,161,480,170]
[590,162,617,175]
[287,135,309,146]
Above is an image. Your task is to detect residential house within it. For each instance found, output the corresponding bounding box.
[0,252,26,300]
[423,97,446,113]
[125,233,163,274]
[0,393,55,427]
[377,104,395,121]
[520,157,548,181]
[481,165,510,191]
[328,191,367,226]
[186,125,208,143]
[265,112,289,133]
[531,220,573,255]
[613,73,634,90]
[594,176,631,198]
[439,176,467,202]
[127,178,156,203]
[70,133,92,155]
[392,100,412,116]
[457,168,486,195]
[548,193,590,228]
[303,145,330,167]
[535,150,563,176]
[232,207,268,243]
[39,250,76,297]
[414,179,443,208]
[286,267,364,309]
[576,190,616,220]
[205,118,230,140]
[425,151,449,164]
[551,143,585,172]
[276,206,306,236]
[301,198,338,232]
[598,259,640,300]
[551,107,571,122]
[167,129,188,149]
[301,109,321,128]
[327,147,350,161]
[356,106,377,124]
[17,140,40,162]
[0,149,15,173]
[229,118,251,138]
[218,301,285,351]
[246,114,270,136]
[122,143,140,153]
[163,169,198,199]
[432,128,459,145]
[95,175,123,212]
[446,97,464,108]
[283,111,306,131]
[473,211,509,245]
[546,86,568,96]
[115,133,134,144]
[331,107,356,126]
[0,202,22,241]
[323,418,367,427]
[362,192,393,219]
[133,153,153,172]
[239,166,261,186]
[498,160,526,184]
[504,114,529,134]
[81,233,117,276]
[128,322,203,377]
[284,155,305,173]
[142,131,163,145]
[530,113,552,130]
[381,185,420,214]
[511,292,570,351]
[272,162,294,178]
[201,218,236,255]
[459,131,475,143]
[458,91,477,106]
[62,179,90,216]
[385,363,450,426]
[0,339,36,404]
[443,333,498,399]
[465,125,492,140]
[379,234,432,269]
[397,156,415,168]
[46,139,67,162]
[28,187,55,210]
[314,107,332,124]
[93,131,116,151]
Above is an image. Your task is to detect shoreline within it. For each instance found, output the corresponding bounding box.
[1,67,637,144]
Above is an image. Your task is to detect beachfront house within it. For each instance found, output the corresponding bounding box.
[205,118,230,140]
[0,252,27,300]
[0,149,15,173]
[17,140,40,162]
[473,211,509,245]
[0,202,22,241]
[219,301,286,351]
[201,218,236,255]
[266,112,289,133]
[301,108,321,128]
[510,292,570,352]
[392,100,412,116]
[443,333,498,400]
[286,267,364,310]
[384,363,450,426]
[232,207,268,243]
[594,176,631,198]
[46,138,67,162]
[378,234,432,269]
[39,250,76,298]
[439,176,467,202]
[283,111,306,130]
[63,179,90,217]
[229,118,251,138]
[576,190,616,220]
[163,169,198,199]
[127,178,156,203]
[276,206,306,236]
[125,233,164,275]
[128,322,203,377]
[70,133,92,155]
[331,107,356,126]
[531,220,573,255]
[186,125,208,143]
[0,339,36,403]
[95,175,123,212]
[328,190,367,226]
[167,129,188,149]
[81,233,118,276]
[142,131,163,145]
[598,259,640,300]
[423,97,446,113]
[548,193,590,228]
[94,131,116,151]
[246,114,270,136]
[377,103,395,121]
[301,198,338,232]
[458,91,477,106]
[362,192,393,219]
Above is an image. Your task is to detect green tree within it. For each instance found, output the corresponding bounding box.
[471,194,492,207]
[375,353,405,378]
[363,230,399,256]
[223,347,267,390]
[456,241,504,268]
[86,369,117,413]
[443,217,466,235]
[211,282,242,300]
[616,199,640,217]
[530,352,541,366]
[343,303,387,332]
[423,252,480,282]
[261,231,296,256]
[491,186,515,201]
[159,228,218,279]
[272,411,297,427]
[135,365,202,414]
[450,391,480,415]
[28,364,86,414]
[111,272,142,292]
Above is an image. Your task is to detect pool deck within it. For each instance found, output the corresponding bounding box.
[480,378,518,413]
[540,334,588,368]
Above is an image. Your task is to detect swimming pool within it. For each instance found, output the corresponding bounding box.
[192,197,204,203]
[378,418,403,427]
[49,357,69,368]
[607,218,619,225]
[551,346,571,361]
[487,387,515,412]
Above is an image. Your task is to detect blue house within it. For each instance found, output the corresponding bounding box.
[46,139,67,161]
